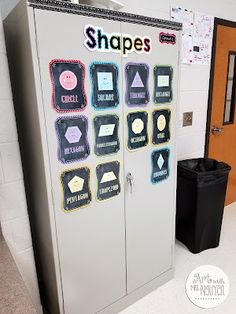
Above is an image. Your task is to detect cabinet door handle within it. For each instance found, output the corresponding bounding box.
[127,173,134,194]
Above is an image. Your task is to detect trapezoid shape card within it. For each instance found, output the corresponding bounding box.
[127,111,148,150]
[55,116,90,163]
[61,167,92,212]
[50,60,87,111]
[151,148,170,183]
[152,109,171,144]
[96,161,121,201]
[125,63,149,106]
[153,66,173,104]
[94,115,120,156]
[90,62,119,109]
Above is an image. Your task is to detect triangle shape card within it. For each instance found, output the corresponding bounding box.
[131,71,144,88]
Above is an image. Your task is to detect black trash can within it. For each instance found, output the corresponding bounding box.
[176,158,231,254]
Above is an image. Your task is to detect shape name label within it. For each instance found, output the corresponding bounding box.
[61,167,92,211]
[152,109,171,144]
[55,116,90,163]
[50,60,87,111]
[125,63,149,106]
[90,63,119,109]
[127,111,148,150]
[154,66,173,104]
[94,115,120,156]
[96,161,121,201]
[151,149,170,183]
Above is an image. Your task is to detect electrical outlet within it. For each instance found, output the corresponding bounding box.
[183,112,193,127]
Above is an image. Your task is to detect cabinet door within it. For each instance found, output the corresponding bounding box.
[121,22,179,293]
[34,10,126,314]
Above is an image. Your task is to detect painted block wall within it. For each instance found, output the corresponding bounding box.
[1,0,236,312]
[0,8,42,313]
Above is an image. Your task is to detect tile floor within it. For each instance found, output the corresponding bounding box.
[0,229,37,314]
[0,203,236,314]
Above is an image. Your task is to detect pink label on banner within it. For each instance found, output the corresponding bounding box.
[59,70,77,90]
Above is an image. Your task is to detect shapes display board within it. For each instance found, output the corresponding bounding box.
[96,161,121,201]
[151,149,170,183]
[153,66,173,104]
[152,109,171,144]
[125,63,149,106]
[94,115,120,156]
[61,167,92,211]
[55,116,90,163]
[50,60,87,111]
[127,111,148,150]
[90,63,119,109]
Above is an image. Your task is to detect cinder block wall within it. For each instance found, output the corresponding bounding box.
[0,9,41,312]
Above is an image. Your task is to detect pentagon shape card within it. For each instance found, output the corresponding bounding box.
[50,60,87,111]
[61,167,91,212]
[90,62,119,109]
[153,66,173,104]
[55,116,90,163]
[125,63,149,106]
[127,111,148,150]
[151,148,170,183]
[94,115,120,156]
[152,109,171,144]
[96,161,121,201]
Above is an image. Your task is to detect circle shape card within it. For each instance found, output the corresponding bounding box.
[127,111,148,150]
[152,109,171,144]
[93,115,120,156]
[153,66,173,104]
[96,161,121,201]
[125,63,149,106]
[61,167,92,212]
[50,60,87,111]
[90,62,119,109]
[55,116,90,163]
[151,148,170,183]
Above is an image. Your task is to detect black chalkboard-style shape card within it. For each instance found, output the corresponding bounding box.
[125,63,149,106]
[61,167,92,212]
[50,59,87,112]
[55,116,90,163]
[90,62,119,109]
[152,109,171,145]
[153,66,173,104]
[96,161,121,201]
[151,148,170,183]
[127,111,148,150]
[93,115,120,156]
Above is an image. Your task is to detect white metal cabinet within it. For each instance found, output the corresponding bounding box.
[4,1,181,313]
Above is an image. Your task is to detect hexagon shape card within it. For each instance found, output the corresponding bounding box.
[55,116,90,163]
